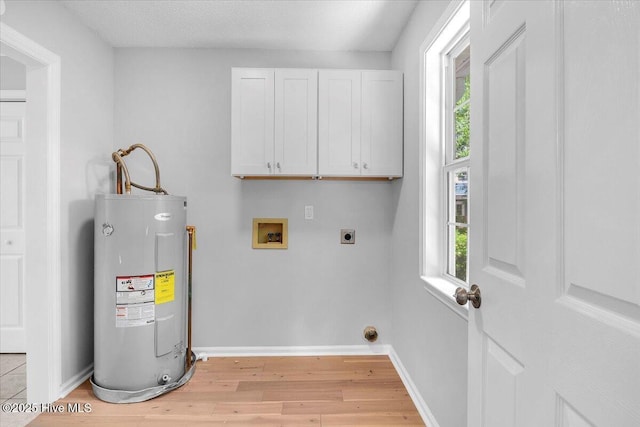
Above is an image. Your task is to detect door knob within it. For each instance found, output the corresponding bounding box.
[454,284,481,309]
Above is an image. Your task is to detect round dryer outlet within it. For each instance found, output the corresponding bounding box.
[340,229,355,244]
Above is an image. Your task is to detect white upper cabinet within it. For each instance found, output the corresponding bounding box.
[231,68,274,176]
[274,69,318,175]
[232,67,403,179]
[318,69,403,178]
[231,68,317,177]
[360,71,403,178]
[318,70,362,176]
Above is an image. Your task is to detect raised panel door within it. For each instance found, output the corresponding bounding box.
[469,1,640,426]
[1,101,27,352]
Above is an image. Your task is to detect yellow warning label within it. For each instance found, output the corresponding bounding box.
[154,270,175,305]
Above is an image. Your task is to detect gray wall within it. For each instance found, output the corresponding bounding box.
[2,0,114,385]
[390,1,468,427]
[114,49,395,347]
[0,56,26,90]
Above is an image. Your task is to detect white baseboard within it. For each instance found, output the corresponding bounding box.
[58,363,93,400]
[194,345,438,427]
[388,347,440,427]
[193,344,391,358]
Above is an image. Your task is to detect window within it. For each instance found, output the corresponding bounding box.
[445,43,470,283]
[419,0,470,316]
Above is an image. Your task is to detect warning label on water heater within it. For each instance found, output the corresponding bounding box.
[116,275,154,292]
[154,270,175,305]
[115,303,155,328]
[115,275,155,328]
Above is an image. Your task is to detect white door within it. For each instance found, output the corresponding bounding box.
[1,101,27,353]
[318,70,361,177]
[468,0,640,426]
[274,69,317,176]
[231,68,275,176]
[361,70,403,178]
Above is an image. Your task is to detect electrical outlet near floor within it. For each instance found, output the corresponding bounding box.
[340,229,355,244]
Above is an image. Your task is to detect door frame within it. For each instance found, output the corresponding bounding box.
[1,22,62,404]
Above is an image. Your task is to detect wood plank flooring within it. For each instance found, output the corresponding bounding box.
[29,355,424,426]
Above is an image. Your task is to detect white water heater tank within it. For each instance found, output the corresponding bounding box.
[92,194,189,402]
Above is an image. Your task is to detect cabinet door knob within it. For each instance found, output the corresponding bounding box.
[267,162,272,170]
[353,162,359,169]
[276,162,281,170]
[363,162,368,169]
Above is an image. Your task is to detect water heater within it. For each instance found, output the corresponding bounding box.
[91,145,195,403]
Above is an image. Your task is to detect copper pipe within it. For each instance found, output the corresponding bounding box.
[116,163,123,194]
[186,225,196,370]
[112,151,133,194]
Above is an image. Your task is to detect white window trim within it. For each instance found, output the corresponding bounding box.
[419,0,470,320]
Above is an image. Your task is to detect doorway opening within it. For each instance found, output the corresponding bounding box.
[0,22,62,405]
[1,55,28,412]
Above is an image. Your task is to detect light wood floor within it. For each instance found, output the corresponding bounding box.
[29,355,424,426]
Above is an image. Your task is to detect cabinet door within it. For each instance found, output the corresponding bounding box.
[318,70,361,176]
[231,68,275,176]
[361,71,403,177]
[274,69,317,176]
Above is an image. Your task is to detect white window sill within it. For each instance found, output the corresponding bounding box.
[421,275,469,321]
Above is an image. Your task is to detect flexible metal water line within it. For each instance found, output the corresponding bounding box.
[112,143,168,195]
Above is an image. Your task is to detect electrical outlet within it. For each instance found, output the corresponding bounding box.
[340,229,355,244]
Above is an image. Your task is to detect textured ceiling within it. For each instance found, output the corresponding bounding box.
[60,0,419,51]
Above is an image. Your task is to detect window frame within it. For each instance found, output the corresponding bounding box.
[418,0,470,319]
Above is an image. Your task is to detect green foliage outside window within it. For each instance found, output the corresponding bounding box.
[454,75,470,281]
[455,75,470,159]
[455,227,468,282]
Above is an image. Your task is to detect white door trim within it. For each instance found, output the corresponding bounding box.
[0,22,62,404]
